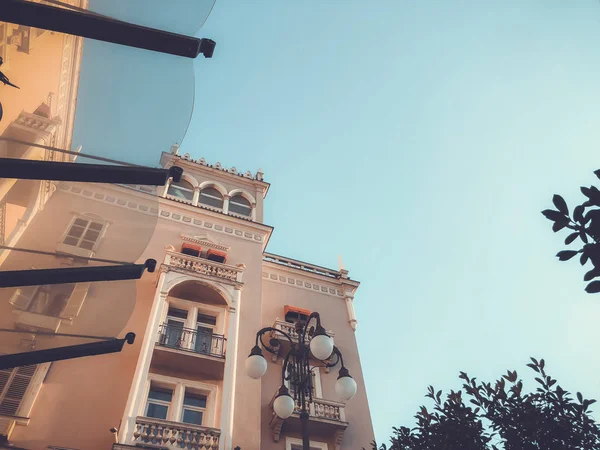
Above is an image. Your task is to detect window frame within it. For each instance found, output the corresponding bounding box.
[286,437,328,450]
[60,214,107,252]
[228,194,252,216]
[142,374,217,426]
[144,383,173,421]
[180,389,208,426]
[198,187,224,209]
[167,179,195,202]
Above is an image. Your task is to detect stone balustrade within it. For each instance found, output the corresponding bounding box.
[272,319,335,342]
[132,416,220,450]
[165,251,242,283]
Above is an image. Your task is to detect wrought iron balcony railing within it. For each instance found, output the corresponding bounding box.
[157,323,226,358]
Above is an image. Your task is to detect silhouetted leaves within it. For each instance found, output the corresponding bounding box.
[556,250,578,261]
[574,205,585,222]
[553,194,568,215]
[544,175,600,293]
[565,232,579,245]
[377,359,600,450]
[585,281,600,294]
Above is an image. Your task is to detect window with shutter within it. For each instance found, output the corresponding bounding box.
[59,282,90,319]
[9,286,40,311]
[0,365,37,417]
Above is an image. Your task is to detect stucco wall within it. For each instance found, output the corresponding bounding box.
[259,272,375,449]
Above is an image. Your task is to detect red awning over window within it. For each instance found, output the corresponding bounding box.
[207,249,227,263]
[181,243,202,254]
[284,305,311,317]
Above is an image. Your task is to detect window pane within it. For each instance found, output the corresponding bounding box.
[148,387,173,402]
[184,392,207,408]
[182,408,203,425]
[88,222,103,231]
[83,229,100,241]
[67,225,85,238]
[167,307,188,320]
[229,196,251,216]
[63,237,78,246]
[146,403,168,419]
[197,313,216,326]
[199,188,223,208]
[168,180,194,201]
[79,240,95,250]
[73,218,88,227]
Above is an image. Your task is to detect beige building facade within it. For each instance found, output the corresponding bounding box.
[0,9,375,450]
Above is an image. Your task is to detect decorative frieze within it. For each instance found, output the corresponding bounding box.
[262,271,344,298]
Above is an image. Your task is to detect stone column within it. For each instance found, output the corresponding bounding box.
[192,187,200,206]
[222,194,230,215]
[219,286,242,450]
[162,177,172,198]
[120,271,169,443]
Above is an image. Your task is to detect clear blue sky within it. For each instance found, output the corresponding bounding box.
[75,0,600,444]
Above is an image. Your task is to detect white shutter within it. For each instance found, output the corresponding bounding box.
[0,365,36,416]
[59,282,90,319]
[8,286,39,310]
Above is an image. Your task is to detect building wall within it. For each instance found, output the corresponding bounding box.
[258,273,375,450]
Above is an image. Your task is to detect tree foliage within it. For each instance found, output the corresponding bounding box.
[368,359,600,450]
[542,175,600,293]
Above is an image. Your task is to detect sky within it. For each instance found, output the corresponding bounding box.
[75,0,600,444]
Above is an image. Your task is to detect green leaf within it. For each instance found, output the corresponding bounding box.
[577,392,583,403]
[585,281,600,294]
[541,209,566,221]
[580,230,588,243]
[581,252,589,265]
[565,232,579,245]
[556,250,578,261]
[552,221,567,232]
[553,195,569,215]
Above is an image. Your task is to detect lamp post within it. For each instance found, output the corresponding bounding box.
[245,312,357,450]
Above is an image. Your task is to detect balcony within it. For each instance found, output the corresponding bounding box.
[165,250,243,285]
[129,416,220,450]
[152,323,226,379]
[269,319,335,358]
[269,394,348,445]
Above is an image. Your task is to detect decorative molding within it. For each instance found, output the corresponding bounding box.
[262,271,344,298]
[169,153,265,182]
[180,233,230,252]
[57,184,269,244]
[160,208,265,244]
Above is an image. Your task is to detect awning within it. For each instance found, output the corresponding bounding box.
[207,249,227,263]
[284,305,311,317]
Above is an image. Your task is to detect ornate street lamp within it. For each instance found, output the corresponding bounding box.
[245,312,357,450]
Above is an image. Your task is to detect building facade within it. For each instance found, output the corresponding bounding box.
[0,9,375,450]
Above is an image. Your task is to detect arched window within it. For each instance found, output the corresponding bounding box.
[167,179,194,202]
[199,187,224,209]
[229,195,252,216]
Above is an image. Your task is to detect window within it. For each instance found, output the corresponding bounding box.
[167,179,194,202]
[0,365,37,416]
[145,385,173,420]
[199,187,223,209]
[63,217,105,250]
[163,307,188,349]
[228,195,251,216]
[181,390,207,425]
[195,313,216,354]
[9,283,89,319]
[286,437,328,450]
[180,243,201,258]
[143,376,217,426]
